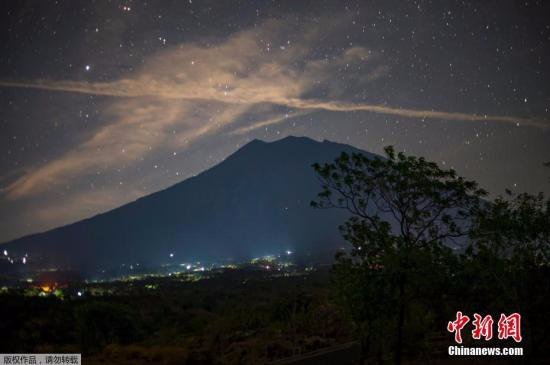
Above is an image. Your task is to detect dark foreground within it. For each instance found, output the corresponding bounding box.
[1,267,354,364]
[0,267,546,364]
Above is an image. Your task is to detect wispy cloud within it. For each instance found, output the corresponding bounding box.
[229,111,311,136]
[0,16,540,202]
[3,78,537,127]
[284,99,541,127]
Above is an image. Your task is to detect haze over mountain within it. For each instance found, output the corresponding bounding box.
[1,136,374,274]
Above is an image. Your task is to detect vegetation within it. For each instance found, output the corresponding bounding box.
[0,147,548,364]
[465,191,550,356]
[0,269,352,364]
[313,146,550,364]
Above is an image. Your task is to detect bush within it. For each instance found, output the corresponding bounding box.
[75,301,141,353]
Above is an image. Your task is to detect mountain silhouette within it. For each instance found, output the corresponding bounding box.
[1,136,376,274]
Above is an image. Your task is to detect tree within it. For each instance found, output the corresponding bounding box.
[75,301,141,353]
[467,191,550,356]
[311,146,486,364]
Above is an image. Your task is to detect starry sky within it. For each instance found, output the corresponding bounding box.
[0,0,549,243]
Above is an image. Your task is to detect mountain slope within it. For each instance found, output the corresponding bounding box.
[1,136,375,273]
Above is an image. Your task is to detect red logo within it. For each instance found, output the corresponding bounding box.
[497,313,522,343]
[447,311,470,344]
[448,312,522,343]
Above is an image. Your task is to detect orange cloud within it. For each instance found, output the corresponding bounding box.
[0,17,541,203]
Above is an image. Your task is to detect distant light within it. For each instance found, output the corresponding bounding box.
[266,265,270,270]
[186,264,192,270]
[3,250,7,256]
[286,250,293,255]
[77,291,82,297]
[85,65,91,71]
[169,253,174,258]
[22,257,26,264]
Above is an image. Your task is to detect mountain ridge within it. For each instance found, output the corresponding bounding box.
[0,136,376,274]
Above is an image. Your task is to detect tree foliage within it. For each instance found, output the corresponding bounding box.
[464,191,550,356]
[312,146,486,364]
[312,146,550,363]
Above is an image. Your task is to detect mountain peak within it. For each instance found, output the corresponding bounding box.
[2,135,371,275]
[244,135,319,148]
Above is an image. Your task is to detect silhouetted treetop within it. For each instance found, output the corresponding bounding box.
[311,146,487,250]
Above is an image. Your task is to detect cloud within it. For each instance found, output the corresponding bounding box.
[229,110,311,136]
[0,16,541,202]
[283,99,542,127]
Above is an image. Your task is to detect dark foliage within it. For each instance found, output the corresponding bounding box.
[313,146,549,364]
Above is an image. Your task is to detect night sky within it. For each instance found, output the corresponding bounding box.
[0,0,549,243]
